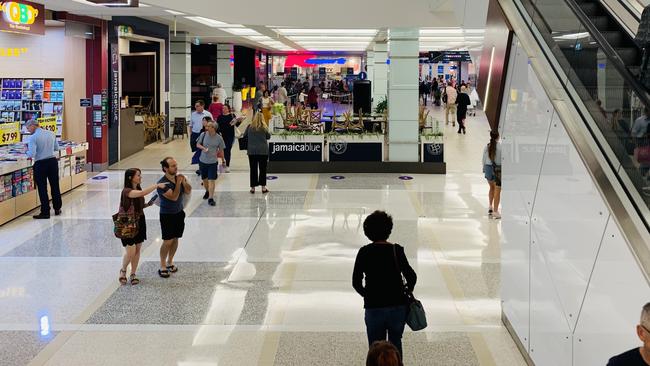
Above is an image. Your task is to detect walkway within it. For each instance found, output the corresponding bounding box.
[0,108,525,365]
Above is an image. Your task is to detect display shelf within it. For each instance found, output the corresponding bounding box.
[0,141,86,225]
[15,190,37,216]
[0,197,15,225]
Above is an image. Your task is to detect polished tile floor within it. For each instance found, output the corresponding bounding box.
[0,108,526,365]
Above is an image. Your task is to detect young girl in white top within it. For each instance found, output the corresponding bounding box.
[482,131,502,219]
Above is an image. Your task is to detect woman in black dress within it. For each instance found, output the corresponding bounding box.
[216,104,243,173]
[119,168,167,285]
[456,85,471,134]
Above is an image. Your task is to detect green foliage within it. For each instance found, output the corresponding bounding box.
[374,96,388,115]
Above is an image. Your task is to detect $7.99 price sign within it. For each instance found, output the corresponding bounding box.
[37,116,58,134]
[0,122,20,145]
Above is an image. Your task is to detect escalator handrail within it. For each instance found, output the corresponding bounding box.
[616,0,642,22]
[564,0,650,109]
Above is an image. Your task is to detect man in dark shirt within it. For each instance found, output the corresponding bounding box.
[157,157,191,278]
[608,302,650,366]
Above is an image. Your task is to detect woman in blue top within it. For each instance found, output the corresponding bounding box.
[483,131,502,219]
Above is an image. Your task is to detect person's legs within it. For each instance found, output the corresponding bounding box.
[259,156,268,190]
[494,186,502,214]
[160,239,171,271]
[450,104,457,126]
[208,179,216,199]
[488,181,495,211]
[445,105,450,125]
[167,238,179,267]
[46,159,62,211]
[130,243,142,275]
[248,155,258,188]
[190,132,199,152]
[224,138,233,167]
[122,245,135,274]
[365,308,388,347]
[33,161,50,215]
[386,306,408,360]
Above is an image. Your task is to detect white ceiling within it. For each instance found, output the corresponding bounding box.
[35,0,487,52]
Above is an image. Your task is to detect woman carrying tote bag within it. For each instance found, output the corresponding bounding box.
[352,210,419,361]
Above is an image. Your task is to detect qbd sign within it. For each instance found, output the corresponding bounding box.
[269,142,323,162]
[0,1,44,35]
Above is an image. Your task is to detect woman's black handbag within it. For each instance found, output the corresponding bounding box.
[392,244,427,331]
[238,134,248,150]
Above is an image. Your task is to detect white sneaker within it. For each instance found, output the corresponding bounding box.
[225,166,230,173]
[492,211,501,219]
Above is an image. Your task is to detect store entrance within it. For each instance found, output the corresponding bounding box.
[122,54,157,116]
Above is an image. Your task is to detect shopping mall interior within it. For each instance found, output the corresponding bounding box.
[1,0,650,365]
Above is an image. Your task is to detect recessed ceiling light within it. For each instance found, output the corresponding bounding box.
[220,28,261,36]
[288,36,373,42]
[275,28,377,36]
[164,9,185,15]
[420,28,463,35]
[247,35,274,41]
[185,16,235,28]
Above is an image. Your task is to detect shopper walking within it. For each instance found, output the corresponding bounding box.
[118,168,168,285]
[445,83,458,126]
[216,104,242,173]
[483,131,503,219]
[213,82,227,105]
[278,82,289,106]
[196,121,225,206]
[157,157,192,278]
[261,90,275,123]
[189,100,213,153]
[208,95,224,120]
[607,302,650,366]
[245,112,271,194]
[353,210,417,361]
[307,86,319,109]
[456,85,471,134]
[366,341,403,366]
[25,119,62,219]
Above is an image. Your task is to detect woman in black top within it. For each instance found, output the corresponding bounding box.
[353,210,417,360]
[456,85,471,134]
[216,104,242,172]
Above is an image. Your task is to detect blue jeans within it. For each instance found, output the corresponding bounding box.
[365,305,407,359]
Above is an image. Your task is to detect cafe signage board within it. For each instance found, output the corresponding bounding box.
[0,1,45,36]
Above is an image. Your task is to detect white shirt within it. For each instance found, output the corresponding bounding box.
[446,86,458,104]
[190,110,213,133]
[278,87,288,103]
[632,115,650,138]
[213,88,227,103]
[482,142,502,166]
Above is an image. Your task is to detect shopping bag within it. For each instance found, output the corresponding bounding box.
[191,149,201,165]
[112,198,139,239]
[392,245,427,331]
[635,145,650,164]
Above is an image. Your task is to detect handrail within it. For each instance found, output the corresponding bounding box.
[565,0,650,108]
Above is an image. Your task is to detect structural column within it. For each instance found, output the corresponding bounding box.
[217,44,234,100]
[387,28,420,162]
[373,42,388,109]
[170,32,191,125]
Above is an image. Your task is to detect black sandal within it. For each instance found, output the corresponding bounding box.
[130,274,140,285]
[158,269,170,278]
[166,264,178,273]
[119,269,127,285]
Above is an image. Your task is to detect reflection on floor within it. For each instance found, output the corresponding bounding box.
[0,109,525,365]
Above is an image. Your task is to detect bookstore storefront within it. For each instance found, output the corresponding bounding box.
[0,1,92,225]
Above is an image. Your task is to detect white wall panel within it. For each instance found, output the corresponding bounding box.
[532,113,609,331]
[530,240,573,366]
[573,218,650,365]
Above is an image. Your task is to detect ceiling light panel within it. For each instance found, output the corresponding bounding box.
[289,36,373,41]
[247,35,274,41]
[164,9,185,15]
[220,28,261,36]
[184,17,242,28]
[275,28,377,36]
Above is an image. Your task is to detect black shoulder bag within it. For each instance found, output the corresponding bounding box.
[392,244,427,331]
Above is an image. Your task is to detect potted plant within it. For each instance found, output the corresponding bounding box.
[232,81,243,113]
[421,119,444,163]
[374,96,388,115]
